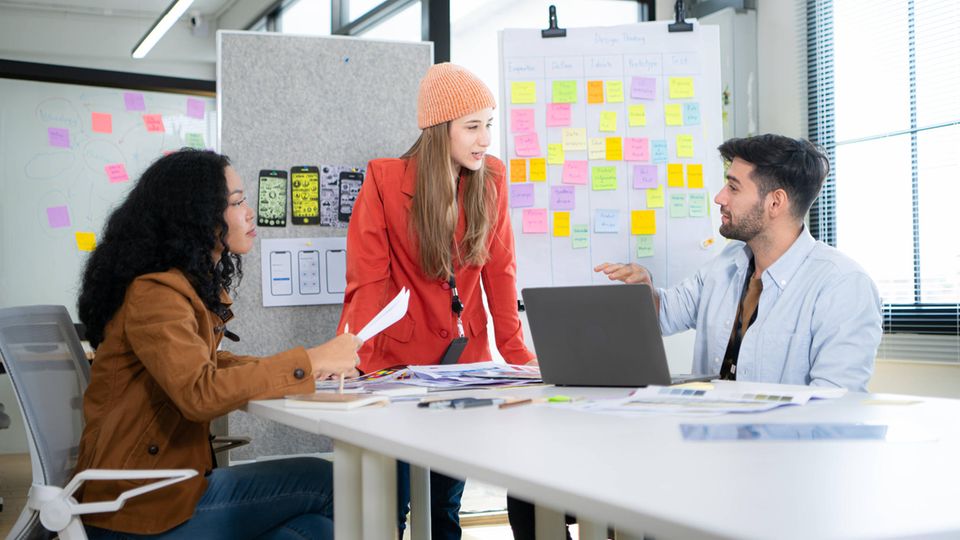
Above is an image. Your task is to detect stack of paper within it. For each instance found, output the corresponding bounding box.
[315,361,542,392]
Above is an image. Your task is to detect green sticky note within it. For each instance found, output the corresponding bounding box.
[636,236,654,258]
[591,166,617,190]
[184,132,205,149]
[689,192,709,217]
[669,193,688,218]
[552,80,578,103]
[572,223,589,249]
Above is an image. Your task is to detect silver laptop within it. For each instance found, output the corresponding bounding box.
[522,284,710,387]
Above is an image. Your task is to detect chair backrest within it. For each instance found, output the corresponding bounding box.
[0,305,91,539]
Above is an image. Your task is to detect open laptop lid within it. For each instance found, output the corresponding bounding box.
[522,284,672,387]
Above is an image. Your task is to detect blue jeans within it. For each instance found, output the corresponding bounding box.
[396,462,465,540]
[86,457,333,540]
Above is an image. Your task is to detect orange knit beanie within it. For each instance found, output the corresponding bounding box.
[417,63,496,129]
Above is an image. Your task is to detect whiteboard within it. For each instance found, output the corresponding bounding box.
[0,77,217,318]
[499,21,723,291]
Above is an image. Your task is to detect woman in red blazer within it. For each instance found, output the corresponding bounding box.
[338,63,535,539]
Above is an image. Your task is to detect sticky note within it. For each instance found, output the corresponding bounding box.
[587,80,604,104]
[105,163,129,183]
[633,164,658,189]
[572,224,589,248]
[183,132,204,149]
[48,127,70,148]
[599,111,617,132]
[46,206,70,228]
[515,133,541,157]
[591,166,617,190]
[676,135,694,158]
[630,76,656,100]
[75,231,96,252]
[628,105,647,127]
[624,138,650,161]
[123,92,145,111]
[511,108,535,133]
[510,159,526,182]
[651,140,668,163]
[605,137,622,161]
[594,209,620,233]
[665,104,683,126]
[91,112,112,134]
[546,103,572,127]
[606,80,624,103]
[669,193,688,218]
[552,80,578,103]
[669,77,695,99]
[562,160,588,185]
[689,192,709,217]
[529,158,546,181]
[588,138,605,160]
[683,103,701,125]
[551,186,575,210]
[547,143,565,165]
[143,114,165,132]
[553,211,571,237]
[687,164,704,189]
[186,97,205,119]
[511,82,536,104]
[562,128,587,151]
[636,236,654,258]
[646,184,665,208]
[522,208,548,234]
[631,210,656,235]
[667,164,684,187]
[510,184,535,208]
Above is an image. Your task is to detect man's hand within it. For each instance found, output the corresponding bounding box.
[593,262,653,285]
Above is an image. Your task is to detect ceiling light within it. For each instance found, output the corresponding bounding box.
[131,0,195,59]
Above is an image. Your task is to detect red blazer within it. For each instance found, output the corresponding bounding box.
[339,155,535,372]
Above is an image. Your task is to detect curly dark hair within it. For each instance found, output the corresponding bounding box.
[78,149,241,348]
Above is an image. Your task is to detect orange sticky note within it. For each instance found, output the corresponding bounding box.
[605,137,623,161]
[587,80,604,104]
[510,159,527,182]
[631,210,656,235]
[687,164,704,189]
[75,231,97,252]
[529,158,547,182]
[91,112,112,134]
[553,211,571,237]
[667,163,684,187]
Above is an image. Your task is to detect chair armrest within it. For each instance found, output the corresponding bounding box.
[211,436,250,454]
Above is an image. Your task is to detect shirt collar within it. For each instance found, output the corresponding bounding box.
[763,225,817,291]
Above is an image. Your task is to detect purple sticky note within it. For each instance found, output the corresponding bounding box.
[124,92,145,111]
[633,165,658,189]
[562,160,588,185]
[511,108,535,133]
[522,208,548,234]
[514,132,541,157]
[186,98,205,119]
[48,127,70,148]
[46,206,70,228]
[546,103,572,127]
[624,137,651,161]
[105,163,129,183]
[630,77,656,100]
[550,186,576,210]
[510,183,535,208]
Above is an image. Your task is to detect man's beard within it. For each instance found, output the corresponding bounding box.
[719,200,765,242]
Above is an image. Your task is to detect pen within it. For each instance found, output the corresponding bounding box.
[499,398,533,409]
[417,398,504,409]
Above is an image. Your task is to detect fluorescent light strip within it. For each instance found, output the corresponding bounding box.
[131,0,195,59]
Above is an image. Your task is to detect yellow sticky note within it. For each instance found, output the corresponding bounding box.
[510,159,527,182]
[547,144,565,165]
[687,164,704,189]
[599,111,617,132]
[511,81,536,104]
[552,80,578,103]
[665,104,683,126]
[553,211,571,236]
[591,166,617,190]
[631,210,657,235]
[562,128,587,151]
[628,105,647,127]
[646,184,665,208]
[667,163,684,187]
[676,135,694,158]
[587,80,604,104]
[588,138,605,160]
[669,77,695,99]
[529,158,547,182]
[75,231,96,252]
[606,80,624,103]
[605,137,623,161]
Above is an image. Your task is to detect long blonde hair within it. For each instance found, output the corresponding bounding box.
[404,123,497,280]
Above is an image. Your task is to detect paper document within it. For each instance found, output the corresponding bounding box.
[356,288,409,342]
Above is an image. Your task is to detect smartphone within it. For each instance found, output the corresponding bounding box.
[319,165,340,227]
[338,170,364,223]
[257,170,287,227]
[269,251,293,296]
[298,250,321,295]
[290,166,320,225]
[325,249,346,294]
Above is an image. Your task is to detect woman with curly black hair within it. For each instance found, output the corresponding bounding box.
[74,149,359,540]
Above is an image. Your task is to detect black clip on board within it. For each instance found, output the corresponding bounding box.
[668,0,694,32]
[541,5,566,38]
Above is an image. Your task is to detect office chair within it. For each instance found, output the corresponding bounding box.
[0,305,196,540]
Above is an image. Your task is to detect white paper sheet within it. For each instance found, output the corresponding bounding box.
[356,287,409,342]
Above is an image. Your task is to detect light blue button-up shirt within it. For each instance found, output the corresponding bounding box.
[657,228,882,391]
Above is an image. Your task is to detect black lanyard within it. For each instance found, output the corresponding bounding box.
[719,259,758,380]
[448,275,465,338]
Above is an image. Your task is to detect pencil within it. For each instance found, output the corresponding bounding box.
[498,398,533,409]
[338,373,345,394]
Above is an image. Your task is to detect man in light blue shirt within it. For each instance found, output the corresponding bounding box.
[596,134,881,391]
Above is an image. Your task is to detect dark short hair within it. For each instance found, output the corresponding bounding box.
[717,134,830,218]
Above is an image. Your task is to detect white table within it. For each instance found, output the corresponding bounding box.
[245,385,960,540]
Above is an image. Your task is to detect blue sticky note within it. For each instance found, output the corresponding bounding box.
[683,103,701,125]
[651,140,668,163]
[594,209,620,233]
[680,423,889,441]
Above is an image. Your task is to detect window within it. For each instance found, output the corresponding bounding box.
[358,1,421,42]
[279,0,332,35]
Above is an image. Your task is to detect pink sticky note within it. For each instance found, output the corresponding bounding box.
[546,103,572,127]
[514,132,541,157]
[550,186,575,210]
[511,109,535,133]
[633,165,658,189]
[105,163,129,183]
[561,160,588,185]
[143,114,165,133]
[46,206,70,228]
[124,92,145,111]
[510,183,535,208]
[624,137,651,161]
[92,112,112,134]
[186,98,205,119]
[631,77,656,100]
[522,208,548,234]
[48,127,70,148]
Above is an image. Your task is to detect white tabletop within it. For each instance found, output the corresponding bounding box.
[246,385,960,539]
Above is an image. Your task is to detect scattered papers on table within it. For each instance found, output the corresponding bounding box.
[315,361,542,392]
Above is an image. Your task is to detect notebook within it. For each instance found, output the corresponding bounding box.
[522,284,711,387]
[284,393,389,410]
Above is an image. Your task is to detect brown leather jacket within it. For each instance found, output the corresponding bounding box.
[75,270,315,533]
